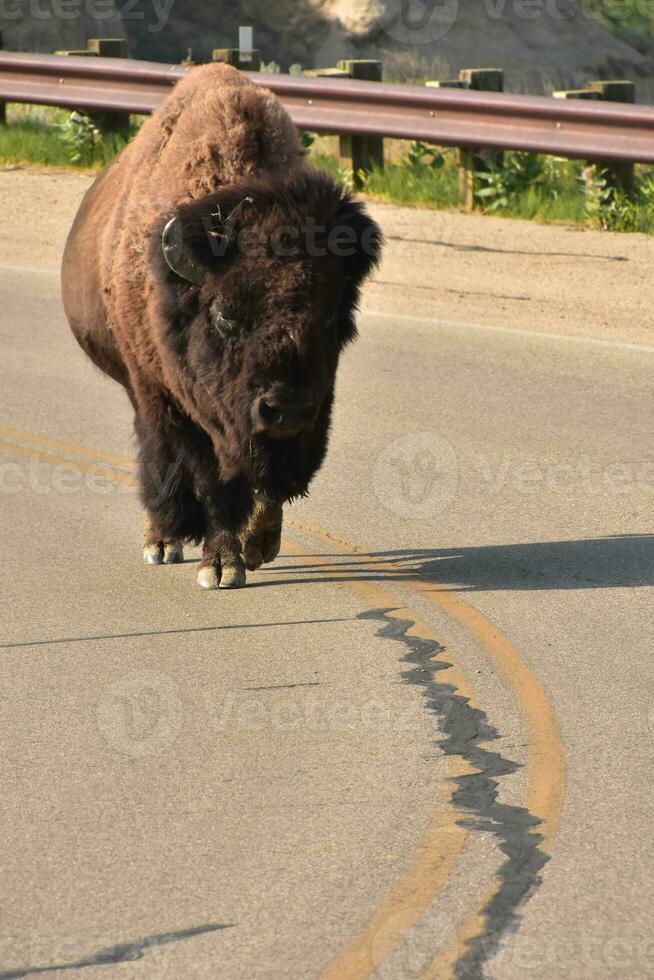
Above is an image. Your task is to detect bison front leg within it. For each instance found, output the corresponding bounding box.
[196,480,250,591]
[240,496,283,571]
[137,421,199,566]
[197,530,246,590]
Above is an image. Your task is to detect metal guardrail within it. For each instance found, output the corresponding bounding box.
[2,50,654,164]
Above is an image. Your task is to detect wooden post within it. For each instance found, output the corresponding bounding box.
[589,80,636,196]
[336,59,384,187]
[56,39,131,135]
[457,68,504,209]
[212,28,261,72]
[212,48,261,71]
[88,39,130,134]
[552,86,636,201]
[86,38,128,57]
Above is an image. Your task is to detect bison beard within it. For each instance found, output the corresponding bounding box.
[61,63,382,590]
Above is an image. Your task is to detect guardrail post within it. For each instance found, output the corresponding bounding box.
[337,59,384,187]
[88,38,130,135]
[56,39,130,135]
[553,85,636,200]
[589,80,636,196]
[212,49,262,71]
[213,27,261,72]
[87,38,128,57]
[457,68,504,209]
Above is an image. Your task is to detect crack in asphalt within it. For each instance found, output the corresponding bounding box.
[359,608,548,980]
[0,924,234,978]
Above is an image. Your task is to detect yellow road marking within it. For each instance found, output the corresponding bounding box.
[286,517,565,977]
[0,424,135,471]
[282,541,473,979]
[0,439,136,488]
[2,427,565,978]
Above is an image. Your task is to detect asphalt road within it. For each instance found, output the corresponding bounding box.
[1,172,653,980]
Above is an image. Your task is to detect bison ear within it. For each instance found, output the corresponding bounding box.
[333,196,383,347]
[338,196,383,286]
[162,215,205,287]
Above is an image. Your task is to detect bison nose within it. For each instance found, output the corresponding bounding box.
[253,394,316,438]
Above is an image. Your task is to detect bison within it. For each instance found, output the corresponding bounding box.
[62,63,382,589]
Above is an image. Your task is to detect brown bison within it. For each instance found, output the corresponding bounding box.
[61,63,381,589]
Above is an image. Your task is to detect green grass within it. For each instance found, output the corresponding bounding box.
[310,150,459,208]
[311,146,589,223]
[0,118,83,168]
[364,160,459,209]
[500,184,586,224]
[0,105,138,169]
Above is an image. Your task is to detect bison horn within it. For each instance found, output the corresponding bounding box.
[162,215,204,286]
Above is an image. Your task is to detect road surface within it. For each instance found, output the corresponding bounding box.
[0,168,653,980]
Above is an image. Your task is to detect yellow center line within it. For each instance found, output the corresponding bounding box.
[0,424,135,471]
[0,439,136,487]
[282,540,473,979]
[285,518,565,977]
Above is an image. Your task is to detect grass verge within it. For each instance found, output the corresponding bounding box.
[0,117,83,169]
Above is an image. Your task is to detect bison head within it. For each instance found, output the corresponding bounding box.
[152,170,382,498]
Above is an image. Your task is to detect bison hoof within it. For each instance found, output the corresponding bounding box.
[197,563,246,590]
[242,530,282,571]
[219,564,247,589]
[143,543,164,565]
[197,565,220,590]
[144,541,184,565]
[163,542,184,564]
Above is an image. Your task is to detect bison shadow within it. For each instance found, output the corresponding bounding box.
[272,533,654,592]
